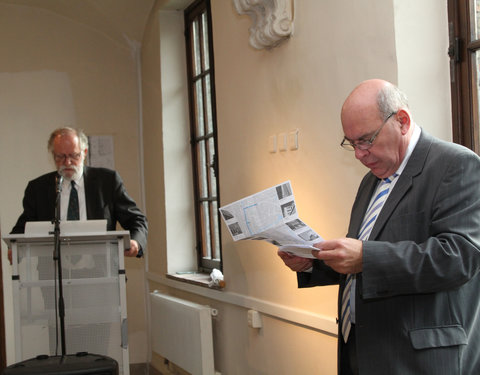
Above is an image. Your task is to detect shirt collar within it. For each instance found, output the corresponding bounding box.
[61,168,84,189]
[394,123,421,176]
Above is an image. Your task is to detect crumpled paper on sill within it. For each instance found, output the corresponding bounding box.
[209,268,225,288]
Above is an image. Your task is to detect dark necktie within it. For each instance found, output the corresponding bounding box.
[67,181,80,221]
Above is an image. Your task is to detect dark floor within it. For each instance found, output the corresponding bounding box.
[130,363,162,375]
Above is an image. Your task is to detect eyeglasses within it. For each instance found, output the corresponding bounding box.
[340,111,397,151]
[53,152,83,162]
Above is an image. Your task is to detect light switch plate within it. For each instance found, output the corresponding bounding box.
[288,129,299,150]
[268,135,277,153]
[278,132,287,151]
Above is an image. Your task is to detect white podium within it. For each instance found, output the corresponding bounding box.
[3,228,130,375]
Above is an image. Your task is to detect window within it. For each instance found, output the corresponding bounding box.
[184,0,222,271]
[448,0,480,152]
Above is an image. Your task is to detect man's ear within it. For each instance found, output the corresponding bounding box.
[396,109,411,134]
[82,148,88,164]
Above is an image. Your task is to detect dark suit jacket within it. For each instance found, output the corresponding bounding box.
[11,166,148,256]
[298,130,480,374]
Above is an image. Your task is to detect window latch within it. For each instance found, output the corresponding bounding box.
[448,37,461,63]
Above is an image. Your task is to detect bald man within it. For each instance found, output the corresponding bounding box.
[279,80,480,374]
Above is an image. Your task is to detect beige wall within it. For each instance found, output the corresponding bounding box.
[0,2,147,364]
[143,0,452,374]
[394,0,452,140]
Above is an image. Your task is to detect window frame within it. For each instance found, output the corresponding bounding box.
[184,0,222,272]
[448,0,480,152]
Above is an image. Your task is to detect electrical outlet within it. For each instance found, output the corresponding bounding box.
[247,309,262,329]
[278,133,287,151]
[288,129,299,150]
[268,135,277,153]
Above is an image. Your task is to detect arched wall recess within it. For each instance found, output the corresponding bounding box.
[233,0,294,50]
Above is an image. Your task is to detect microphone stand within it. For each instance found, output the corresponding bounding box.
[53,175,67,357]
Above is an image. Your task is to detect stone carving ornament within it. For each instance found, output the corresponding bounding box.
[233,0,294,50]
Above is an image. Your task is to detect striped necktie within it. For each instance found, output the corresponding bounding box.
[67,180,80,221]
[341,173,398,342]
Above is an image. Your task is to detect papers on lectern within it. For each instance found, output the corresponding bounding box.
[219,181,322,258]
[24,220,108,237]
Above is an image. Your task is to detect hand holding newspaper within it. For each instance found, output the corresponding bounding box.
[219,181,323,258]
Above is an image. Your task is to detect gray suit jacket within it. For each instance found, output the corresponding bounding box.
[298,130,480,374]
[11,166,148,256]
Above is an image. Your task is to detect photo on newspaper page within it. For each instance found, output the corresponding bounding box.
[219,181,323,258]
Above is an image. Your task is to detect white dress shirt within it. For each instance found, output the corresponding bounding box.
[60,174,87,221]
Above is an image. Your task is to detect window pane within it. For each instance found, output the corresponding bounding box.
[201,12,210,70]
[211,200,220,260]
[192,19,201,76]
[474,1,480,39]
[208,137,216,195]
[199,201,207,257]
[474,50,480,138]
[201,201,212,258]
[205,74,213,134]
[197,139,208,198]
[195,80,204,136]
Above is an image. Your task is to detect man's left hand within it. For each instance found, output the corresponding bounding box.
[277,250,313,272]
[125,239,140,257]
[312,238,363,274]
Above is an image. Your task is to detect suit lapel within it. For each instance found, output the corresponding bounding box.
[349,174,379,238]
[368,176,410,239]
[368,130,433,240]
[83,167,97,219]
[47,173,58,219]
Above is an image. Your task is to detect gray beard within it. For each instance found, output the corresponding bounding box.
[58,163,84,181]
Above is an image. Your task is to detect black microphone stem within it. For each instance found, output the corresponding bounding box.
[53,183,61,261]
[53,174,67,356]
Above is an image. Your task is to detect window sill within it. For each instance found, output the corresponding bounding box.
[166,272,225,290]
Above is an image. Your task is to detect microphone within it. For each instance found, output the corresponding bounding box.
[56,174,64,193]
[53,174,63,259]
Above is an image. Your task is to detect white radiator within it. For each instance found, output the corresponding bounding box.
[150,291,215,375]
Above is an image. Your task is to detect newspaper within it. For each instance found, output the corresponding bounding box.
[219,181,323,258]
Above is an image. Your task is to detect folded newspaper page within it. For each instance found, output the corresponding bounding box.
[219,181,323,258]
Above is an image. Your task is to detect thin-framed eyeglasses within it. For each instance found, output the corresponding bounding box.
[340,111,397,151]
[53,152,83,162]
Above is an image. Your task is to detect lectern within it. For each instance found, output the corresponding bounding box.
[3,224,130,375]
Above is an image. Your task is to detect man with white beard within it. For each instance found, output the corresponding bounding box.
[9,127,148,259]
[8,127,148,357]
